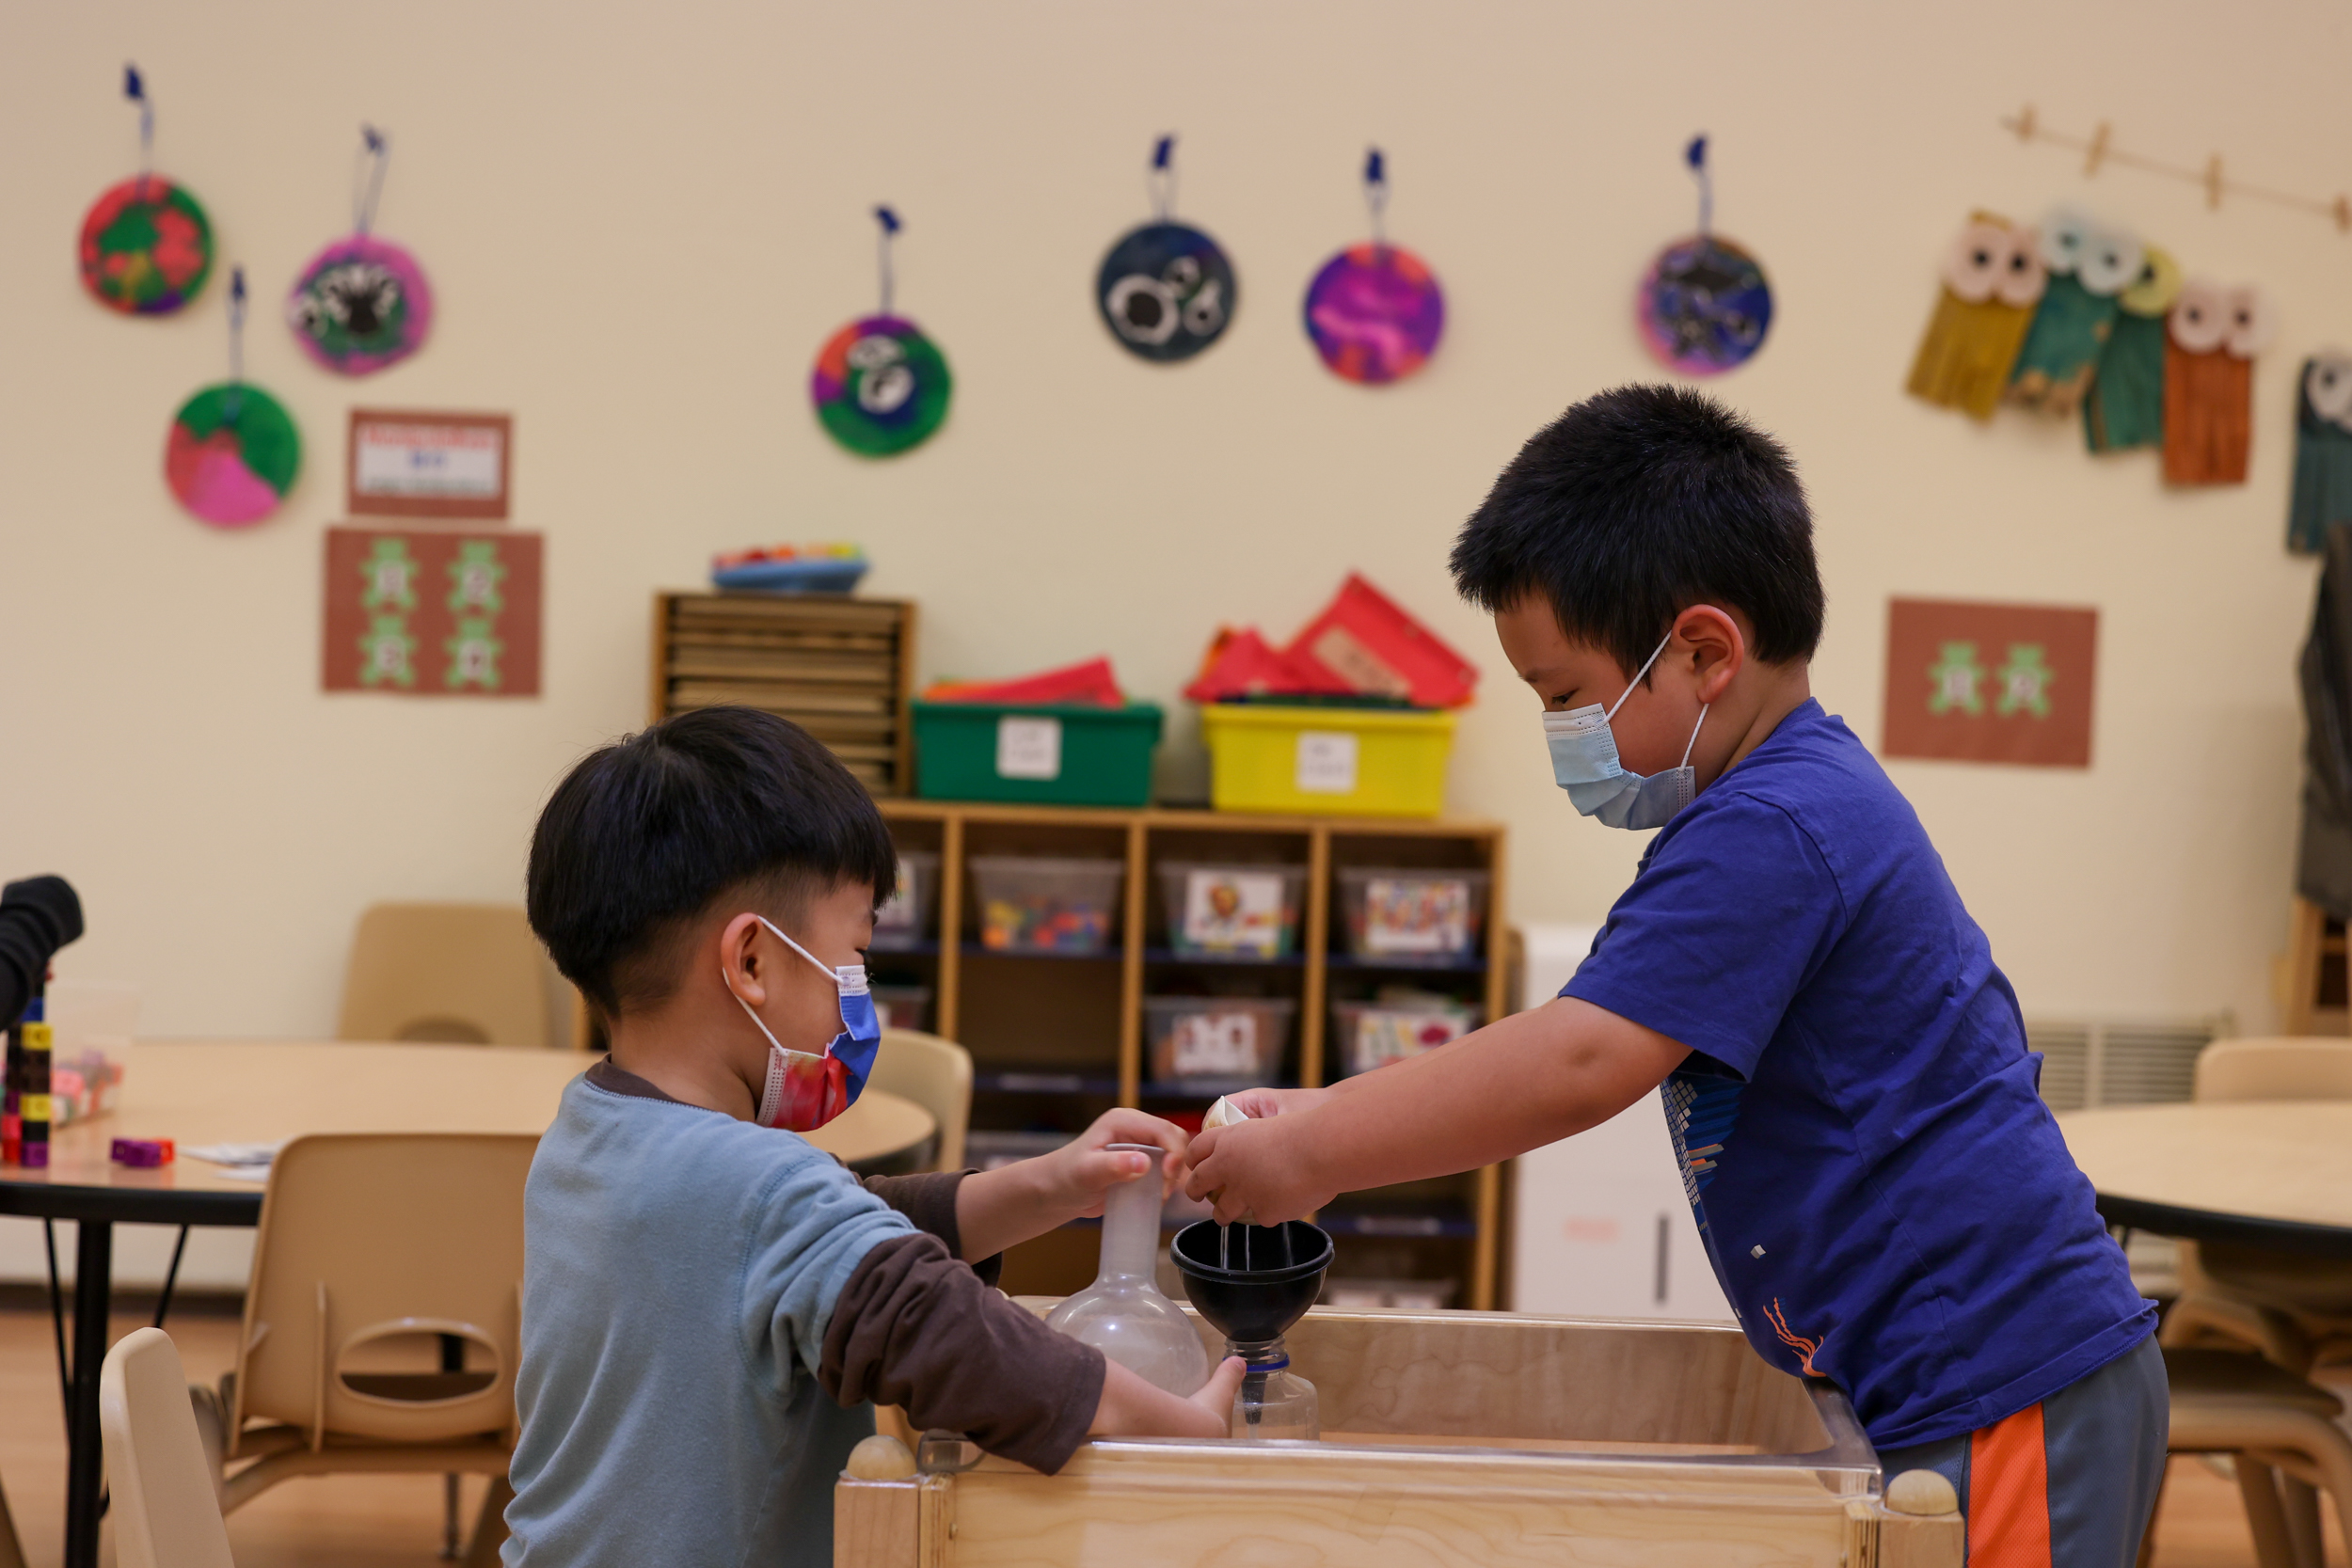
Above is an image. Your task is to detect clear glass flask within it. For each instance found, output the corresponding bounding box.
[1229,1337,1319,1440]
[1043,1144,1211,1395]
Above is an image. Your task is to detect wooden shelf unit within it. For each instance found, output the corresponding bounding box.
[2285,895,2351,1036]
[874,799,1511,1310]
[649,592,918,795]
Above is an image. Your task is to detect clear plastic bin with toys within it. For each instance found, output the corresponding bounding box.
[870,850,940,951]
[1144,995,1295,1089]
[1337,866,1490,962]
[970,856,1124,954]
[1331,992,1483,1077]
[1156,863,1309,958]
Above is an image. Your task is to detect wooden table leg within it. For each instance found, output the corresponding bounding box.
[62,1219,112,1568]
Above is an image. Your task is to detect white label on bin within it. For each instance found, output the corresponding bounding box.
[1182,871,1286,957]
[1295,731,1359,794]
[1171,1012,1261,1077]
[995,716,1063,780]
[1362,876,1472,954]
[874,855,921,931]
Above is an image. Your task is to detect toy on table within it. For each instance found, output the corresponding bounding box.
[709,543,868,594]
[19,1004,50,1169]
[110,1138,174,1167]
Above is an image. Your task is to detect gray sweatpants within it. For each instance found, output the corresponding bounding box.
[1876,1334,2169,1568]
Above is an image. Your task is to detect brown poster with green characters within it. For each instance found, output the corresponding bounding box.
[322,526,543,696]
[1881,597,2095,768]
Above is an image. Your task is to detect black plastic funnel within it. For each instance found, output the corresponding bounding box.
[1172,1220,1333,1344]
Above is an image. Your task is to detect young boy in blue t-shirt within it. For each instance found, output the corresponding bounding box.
[504,707,1241,1568]
[1184,385,2165,1566]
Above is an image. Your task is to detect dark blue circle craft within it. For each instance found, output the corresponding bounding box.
[1096,222,1236,362]
[1637,234,1773,376]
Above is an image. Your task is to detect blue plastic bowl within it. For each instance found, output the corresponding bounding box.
[710,557,870,594]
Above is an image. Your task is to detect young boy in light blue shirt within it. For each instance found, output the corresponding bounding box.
[504,706,1239,1568]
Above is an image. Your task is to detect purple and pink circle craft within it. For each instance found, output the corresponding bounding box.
[285,234,433,375]
[1303,243,1445,386]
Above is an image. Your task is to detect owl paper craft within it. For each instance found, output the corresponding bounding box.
[2083,245,2181,454]
[2007,207,2143,417]
[2289,353,2352,553]
[1906,213,2045,420]
[2162,279,2272,486]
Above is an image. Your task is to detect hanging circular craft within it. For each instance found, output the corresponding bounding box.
[1303,244,1444,385]
[1637,233,1773,375]
[1097,222,1236,362]
[164,383,302,527]
[810,315,953,456]
[79,176,214,315]
[286,235,434,374]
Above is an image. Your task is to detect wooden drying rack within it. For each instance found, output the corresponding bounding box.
[2002,104,2352,232]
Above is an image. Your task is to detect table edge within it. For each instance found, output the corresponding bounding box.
[0,1180,264,1227]
[2094,1194,2352,1259]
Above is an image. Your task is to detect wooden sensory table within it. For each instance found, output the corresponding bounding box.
[834,1306,1958,1567]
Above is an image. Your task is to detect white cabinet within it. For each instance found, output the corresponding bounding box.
[1508,925,1734,1323]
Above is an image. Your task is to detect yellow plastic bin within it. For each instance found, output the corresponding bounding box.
[1199,704,1455,818]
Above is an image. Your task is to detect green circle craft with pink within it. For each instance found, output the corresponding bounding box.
[165,384,301,527]
[79,176,214,314]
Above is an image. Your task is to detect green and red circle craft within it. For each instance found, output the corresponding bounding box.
[810,316,952,456]
[79,176,214,314]
[165,384,301,527]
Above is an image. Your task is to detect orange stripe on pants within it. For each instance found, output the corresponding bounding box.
[1968,1402,2052,1567]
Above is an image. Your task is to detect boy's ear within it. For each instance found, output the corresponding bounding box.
[1674,605,1747,703]
[717,911,771,1006]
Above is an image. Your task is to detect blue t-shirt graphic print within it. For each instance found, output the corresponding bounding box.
[1565,700,2153,1449]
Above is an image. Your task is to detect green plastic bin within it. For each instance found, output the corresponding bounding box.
[911,699,1164,807]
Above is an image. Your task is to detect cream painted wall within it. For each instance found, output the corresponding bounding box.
[2,0,2343,1060]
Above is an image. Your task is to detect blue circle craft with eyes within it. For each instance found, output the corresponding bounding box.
[1636,135,1773,376]
[1096,136,1236,363]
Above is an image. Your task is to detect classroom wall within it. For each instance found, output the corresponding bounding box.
[3,0,2342,1058]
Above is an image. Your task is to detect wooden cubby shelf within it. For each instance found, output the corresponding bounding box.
[873,799,1509,1310]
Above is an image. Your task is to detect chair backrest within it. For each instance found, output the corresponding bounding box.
[2195,1037,2352,1102]
[866,1029,972,1172]
[230,1133,536,1449]
[338,902,551,1048]
[101,1327,235,1568]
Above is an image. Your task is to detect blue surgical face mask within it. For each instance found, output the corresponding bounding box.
[725,916,882,1132]
[1542,633,1708,832]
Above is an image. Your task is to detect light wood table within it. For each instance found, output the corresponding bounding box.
[2057,1101,2352,1258]
[0,1039,935,1568]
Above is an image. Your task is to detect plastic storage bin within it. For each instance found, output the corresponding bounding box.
[1145,996,1296,1087]
[1338,866,1490,961]
[913,699,1164,807]
[871,850,940,950]
[870,984,931,1033]
[1156,863,1309,958]
[1331,997,1483,1076]
[970,856,1125,953]
[1199,703,1455,818]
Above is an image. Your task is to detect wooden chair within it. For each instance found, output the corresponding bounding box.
[100,1327,235,1568]
[204,1133,533,1566]
[866,1029,972,1173]
[2166,1348,2352,1568]
[2159,1037,2352,1565]
[338,902,559,1048]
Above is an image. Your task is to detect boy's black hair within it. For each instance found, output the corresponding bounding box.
[527,706,898,1018]
[1450,385,1823,674]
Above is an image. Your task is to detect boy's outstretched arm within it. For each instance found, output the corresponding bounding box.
[1182,997,1691,1225]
